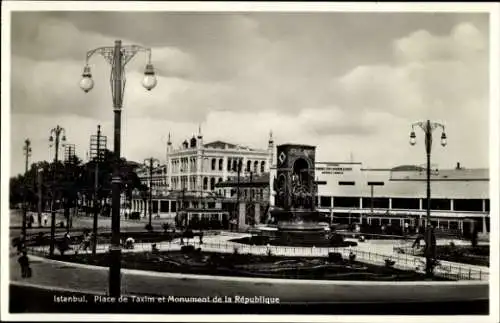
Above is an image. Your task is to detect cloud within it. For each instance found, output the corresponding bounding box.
[8,13,490,176]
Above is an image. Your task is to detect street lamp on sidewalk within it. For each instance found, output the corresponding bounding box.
[49,125,66,256]
[80,40,156,298]
[409,119,447,276]
[144,157,160,229]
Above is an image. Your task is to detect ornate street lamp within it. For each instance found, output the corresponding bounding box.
[80,40,156,298]
[409,119,447,276]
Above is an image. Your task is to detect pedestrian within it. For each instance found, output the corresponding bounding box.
[18,251,31,278]
[77,232,91,253]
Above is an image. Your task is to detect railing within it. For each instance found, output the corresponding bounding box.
[26,240,488,281]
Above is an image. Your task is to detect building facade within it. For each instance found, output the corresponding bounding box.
[131,130,274,220]
[314,162,490,234]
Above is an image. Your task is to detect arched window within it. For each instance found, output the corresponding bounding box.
[261,161,265,173]
[210,178,216,190]
[232,160,237,172]
[218,177,223,183]
[246,160,251,172]
[227,158,232,171]
[254,160,259,173]
[203,177,208,190]
[211,158,216,171]
[219,158,223,171]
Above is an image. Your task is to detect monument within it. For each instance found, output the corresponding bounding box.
[270,144,328,245]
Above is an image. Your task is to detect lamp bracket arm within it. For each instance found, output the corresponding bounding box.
[85,46,115,65]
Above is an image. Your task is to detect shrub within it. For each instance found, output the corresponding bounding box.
[129,212,141,220]
[385,259,395,268]
[349,252,356,262]
[328,252,343,263]
[181,245,195,253]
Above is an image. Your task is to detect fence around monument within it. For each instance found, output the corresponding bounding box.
[26,239,487,281]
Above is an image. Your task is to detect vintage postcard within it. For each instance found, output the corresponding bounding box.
[1,1,499,322]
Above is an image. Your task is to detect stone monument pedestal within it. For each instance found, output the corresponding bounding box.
[271,209,328,246]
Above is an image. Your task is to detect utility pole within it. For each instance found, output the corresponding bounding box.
[144,157,160,229]
[22,139,32,247]
[49,126,66,257]
[92,125,103,256]
[64,144,76,234]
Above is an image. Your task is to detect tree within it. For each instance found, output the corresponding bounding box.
[9,150,147,221]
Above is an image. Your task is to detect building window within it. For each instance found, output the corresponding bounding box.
[232,160,237,172]
[320,196,331,207]
[170,201,177,212]
[160,201,169,213]
[254,160,259,173]
[210,178,216,190]
[453,199,483,212]
[362,197,389,209]
[227,159,231,171]
[211,158,216,171]
[339,181,355,186]
[391,198,420,210]
[261,161,265,173]
[219,158,223,171]
[203,177,208,190]
[208,202,215,209]
[334,197,360,208]
[152,201,158,213]
[247,160,251,172]
[429,199,452,211]
[485,199,490,211]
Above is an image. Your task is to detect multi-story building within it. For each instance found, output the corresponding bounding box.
[131,129,275,220]
[166,128,273,194]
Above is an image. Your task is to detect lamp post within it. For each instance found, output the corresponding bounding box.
[37,167,43,228]
[144,157,160,229]
[22,139,32,247]
[80,40,157,298]
[409,119,447,276]
[49,126,66,256]
[235,160,242,231]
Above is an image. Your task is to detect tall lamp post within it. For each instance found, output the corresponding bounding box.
[80,40,157,298]
[409,119,447,276]
[49,126,66,256]
[22,139,32,246]
[144,157,160,229]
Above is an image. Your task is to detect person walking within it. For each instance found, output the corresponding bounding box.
[18,251,31,278]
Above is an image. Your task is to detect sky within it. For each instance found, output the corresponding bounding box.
[8,9,492,176]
